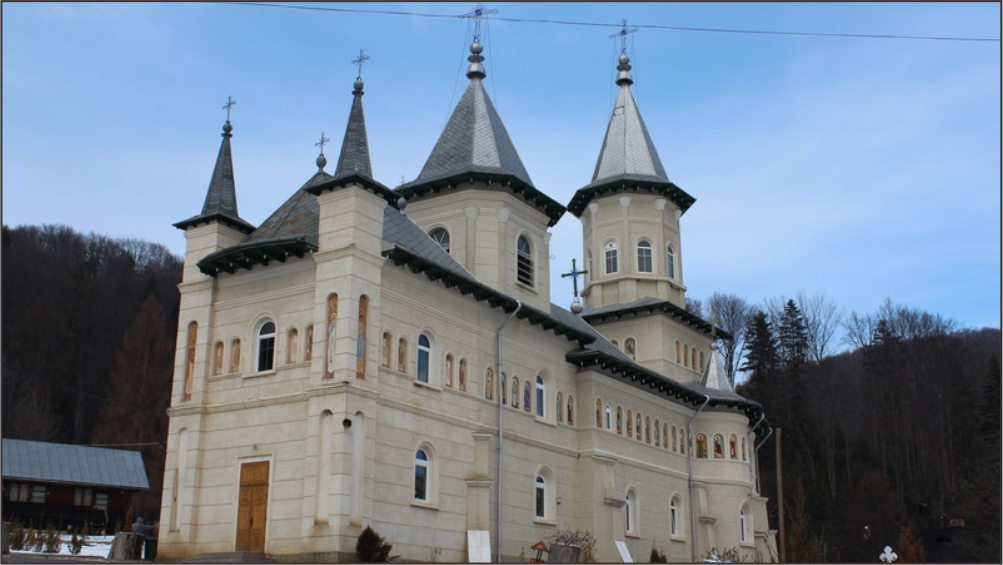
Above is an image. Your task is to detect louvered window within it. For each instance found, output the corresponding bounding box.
[517,235,533,285]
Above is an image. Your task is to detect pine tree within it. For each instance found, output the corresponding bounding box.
[740,310,779,392]
[777,299,808,374]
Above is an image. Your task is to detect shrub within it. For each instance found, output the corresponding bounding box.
[650,541,667,562]
[43,522,61,553]
[356,525,393,562]
[8,520,25,551]
[546,527,597,563]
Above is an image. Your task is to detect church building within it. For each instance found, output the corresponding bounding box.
[159,28,776,563]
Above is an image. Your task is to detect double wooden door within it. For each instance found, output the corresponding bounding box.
[236,461,269,552]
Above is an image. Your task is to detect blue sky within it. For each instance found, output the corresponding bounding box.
[3,2,1000,336]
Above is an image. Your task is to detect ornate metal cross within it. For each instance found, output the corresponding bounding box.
[315,132,330,155]
[352,49,370,79]
[222,96,236,121]
[560,258,588,300]
[609,19,639,53]
[879,546,898,563]
[462,3,497,42]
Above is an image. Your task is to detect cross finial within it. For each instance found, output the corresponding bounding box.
[352,49,370,79]
[609,19,639,53]
[709,310,720,338]
[880,546,898,563]
[560,258,589,301]
[315,132,331,155]
[461,3,498,42]
[222,96,236,121]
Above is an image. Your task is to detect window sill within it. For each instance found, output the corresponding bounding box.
[410,500,439,511]
[244,370,276,379]
[670,536,686,543]
[413,379,440,392]
[625,532,641,539]
[535,417,556,427]
[533,519,557,527]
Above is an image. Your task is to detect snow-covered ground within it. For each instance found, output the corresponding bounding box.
[9,534,116,559]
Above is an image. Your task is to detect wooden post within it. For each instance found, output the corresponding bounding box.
[776,428,785,563]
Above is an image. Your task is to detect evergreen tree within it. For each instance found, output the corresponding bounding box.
[777,299,809,374]
[739,310,779,391]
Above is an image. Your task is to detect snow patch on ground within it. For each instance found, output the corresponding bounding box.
[10,534,116,558]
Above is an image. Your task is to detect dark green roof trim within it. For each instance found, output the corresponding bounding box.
[383,245,594,344]
[567,175,696,218]
[173,212,256,234]
[582,300,732,340]
[566,348,767,436]
[397,170,567,227]
[197,236,316,276]
[304,173,400,207]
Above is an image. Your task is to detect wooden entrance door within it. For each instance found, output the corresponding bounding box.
[236,461,269,552]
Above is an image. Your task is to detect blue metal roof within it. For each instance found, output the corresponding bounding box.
[1,439,149,490]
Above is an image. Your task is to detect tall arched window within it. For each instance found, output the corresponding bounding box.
[730,434,738,459]
[595,398,602,428]
[671,426,678,451]
[429,227,450,253]
[637,240,652,273]
[655,419,661,447]
[535,376,545,418]
[230,338,241,374]
[512,377,520,408]
[635,411,642,440]
[184,321,197,400]
[696,434,708,458]
[714,434,725,459]
[523,381,532,413]
[485,368,495,400]
[616,406,623,435]
[675,340,681,363]
[417,334,432,383]
[444,354,455,388]
[625,338,636,360]
[604,241,619,274]
[535,474,547,519]
[256,320,276,372]
[670,496,681,537]
[414,447,432,502]
[605,403,612,430]
[287,327,299,364]
[459,359,468,392]
[663,423,669,449]
[567,396,574,425]
[626,410,633,439]
[305,324,314,361]
[740,504,750,543]
[212,341,224,376]
[382,332,393,367]
[397,338,408,374]
[501,373,508,405]
[356,295,368,379]
[667,244,676,279]
[535,467,555,521]
[517,235,533,285]
[645,417,652,444]
[325,293,338,378]
[556,392,563,423]
[680,429,686,455]
[684,344,690,367]
[625,488,638,535]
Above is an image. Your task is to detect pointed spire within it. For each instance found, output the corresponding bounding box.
[702,341,736,394]
[591,50,668,183]
[333,50,373,179]
[174,98,255,232]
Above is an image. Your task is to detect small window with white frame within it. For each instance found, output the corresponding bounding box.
[256,320,276,372]
[637,239,653,273]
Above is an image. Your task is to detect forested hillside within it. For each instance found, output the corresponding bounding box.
[2,224,182,519]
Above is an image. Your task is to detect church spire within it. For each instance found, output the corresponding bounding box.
[174,97,255,233]
[333,50,373,179]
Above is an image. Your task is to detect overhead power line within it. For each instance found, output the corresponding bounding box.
[227,2,1000,43]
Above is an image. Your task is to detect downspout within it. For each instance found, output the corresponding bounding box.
[687,394,710,563]
[495,300,520,563]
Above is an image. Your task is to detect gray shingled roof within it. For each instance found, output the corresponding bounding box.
[2,439,149,490]
[581,297,730,339]
[333,79,373,180]
[244,171,330,247]
[174,123,256,233]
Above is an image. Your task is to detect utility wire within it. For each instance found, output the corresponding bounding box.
[227,2,1000,43]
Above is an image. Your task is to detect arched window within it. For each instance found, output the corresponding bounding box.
[740,504,750,543]
[184,321,197,400]
[670,496,680,537]
[714,434,725,459]
[667,244,676,279]
[397,338,408,374]
[417,334,432,383]
[429,227,450,253]
[595,398,602,428]
[287,328,299,364]
[663,423,669,449]
[517,235,533,285]
[605,403,612,430]
[616,406,623,435]
[675,340,681,363]
[524,381,532,413]
[556,392,563,422]
[325,293,338,378]
[635,411,642,440]
[671,426,678,452]
[637,240,652,273]
[625,338,636,360]
[356,295,368,379]
[684,344,689,367]
[645,417,652,444]
[626,410,633,439]
[414,447,432,502]
[566,396,574,425]
[485,368,495,400]
[382,332,393,367]
[604,241,619,274]
[501,373,508,405]
[611,339,620,349]
[256,320,276,372]
[696,434,708,459]
[212,341,224,376]
[587,249,593,282]
[459,359,468,392]
[535,376,545,418]
[625,488,638,535]
[692,348,697,371]
[512,377,520,408]
[730,434,738,459]
[444,354,455,388]
[655,419,661,447]
[680,429,686,455]
[305,324,314,361]
[535,474,547,519]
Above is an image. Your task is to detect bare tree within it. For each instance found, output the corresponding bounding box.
[796,291,845,363]
[706,292,751,385]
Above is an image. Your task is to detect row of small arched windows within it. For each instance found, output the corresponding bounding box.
[380,331,469,391]
[624,489,752,543]
[588,240,677,279]
[594,398,688,453]
[675,340,706,372]
[694,432,748,461]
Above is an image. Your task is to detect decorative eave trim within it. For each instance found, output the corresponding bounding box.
[382,245,594,344]
[567,176,695,218]
[565,348,767,433]
[582,301,733,340]
[197,236,316,276]
[305,173,400,207]
[173,212,256,234]
[397,170,567,227]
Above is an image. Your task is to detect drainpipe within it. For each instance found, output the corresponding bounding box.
[495,300,520,563]
[687,393,710,563]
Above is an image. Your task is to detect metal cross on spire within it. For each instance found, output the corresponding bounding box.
[461,3,497,42]
[561,258,589,301]
[315,132,331,155]
[352,49,370,79]
[222,96,236,121]
[609,19,639,53]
